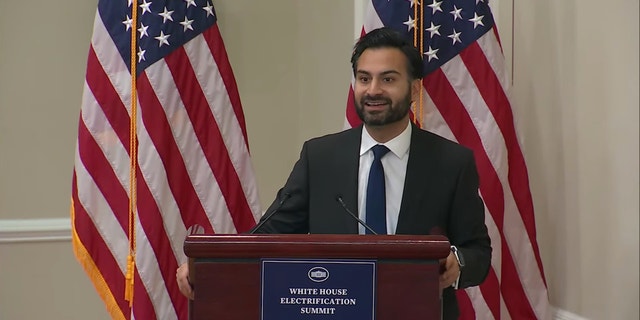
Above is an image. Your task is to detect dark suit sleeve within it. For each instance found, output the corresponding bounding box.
[448,152,492,288]
[252,142,311,234]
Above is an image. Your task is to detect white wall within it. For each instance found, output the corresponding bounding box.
[514,1,639,318]
[0,0,637,319]
[0,1,352,319]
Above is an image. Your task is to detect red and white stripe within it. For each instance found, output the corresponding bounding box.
[72,10,261,320]
[344,2,552,319]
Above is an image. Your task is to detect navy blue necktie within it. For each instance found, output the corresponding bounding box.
[366,144,390,234]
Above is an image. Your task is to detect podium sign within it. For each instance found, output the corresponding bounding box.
[185,234,450,320]
[261,259,376,320]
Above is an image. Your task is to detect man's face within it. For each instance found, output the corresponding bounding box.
[353,47,416,126]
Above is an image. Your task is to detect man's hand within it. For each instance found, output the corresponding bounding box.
[439,251,460,290]
[176,263,194,300]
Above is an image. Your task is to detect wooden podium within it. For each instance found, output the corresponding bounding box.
[184,234,450,320]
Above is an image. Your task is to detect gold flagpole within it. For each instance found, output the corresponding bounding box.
[125,0,139,307]
[412,1,425,128]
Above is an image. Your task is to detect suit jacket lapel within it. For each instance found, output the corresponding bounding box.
[333,126,362,234]
[396,127,440,234]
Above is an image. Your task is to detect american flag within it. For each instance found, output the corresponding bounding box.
[347,0,552,319]
[71,0,261,319]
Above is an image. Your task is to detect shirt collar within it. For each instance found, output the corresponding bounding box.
[360,122,412,158]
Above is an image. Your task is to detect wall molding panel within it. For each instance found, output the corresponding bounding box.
[555,308,590,320]
[0,218,71,243]
[0,220,589,319]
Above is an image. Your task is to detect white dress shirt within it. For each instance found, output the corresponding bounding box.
[357,122,411,234]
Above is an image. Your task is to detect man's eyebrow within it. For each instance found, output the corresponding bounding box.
[355,70,401,75]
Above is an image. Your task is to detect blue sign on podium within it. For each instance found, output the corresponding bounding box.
[260,259,377,320]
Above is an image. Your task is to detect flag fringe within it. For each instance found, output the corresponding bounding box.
[71,198,127,320]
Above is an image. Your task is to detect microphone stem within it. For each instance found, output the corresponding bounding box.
[337,197,378,235]
[249,193,291,234]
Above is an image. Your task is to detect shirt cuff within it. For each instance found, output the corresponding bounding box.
[452,273,460,289]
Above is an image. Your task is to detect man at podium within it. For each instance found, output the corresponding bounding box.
[178,27,491,320]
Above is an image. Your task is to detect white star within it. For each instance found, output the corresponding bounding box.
[184,0,197,8]
[403,15,416,32]
[407,0,419,8]
[448,29,462,45]
[128,0,133,7]
[450,5,463,21]
[180,17,194,32]
[469,13,485,28]
[122,15,133,31]
[427,0,443,14]
[137,47,146,62]
[425,22,440,38]
[138,24,149,39]
[139,0,153,15]
[424,46,439,62]
[155,30,170,47]
[476,0,485,3]
[203,3,215,17]
[159,7,174,23]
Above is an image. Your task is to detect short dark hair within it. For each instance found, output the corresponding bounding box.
[351,27,424,80]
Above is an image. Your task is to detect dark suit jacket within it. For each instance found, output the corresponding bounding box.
[256,124,492,319]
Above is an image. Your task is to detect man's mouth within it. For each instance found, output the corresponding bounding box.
[363,98,391,110]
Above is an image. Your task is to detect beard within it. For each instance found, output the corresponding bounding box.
[354,92,412,126]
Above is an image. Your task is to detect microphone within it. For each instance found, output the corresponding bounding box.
[249,192,292,234]
[335,195,379,235]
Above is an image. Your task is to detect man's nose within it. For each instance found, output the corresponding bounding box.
[367,79,383,95]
